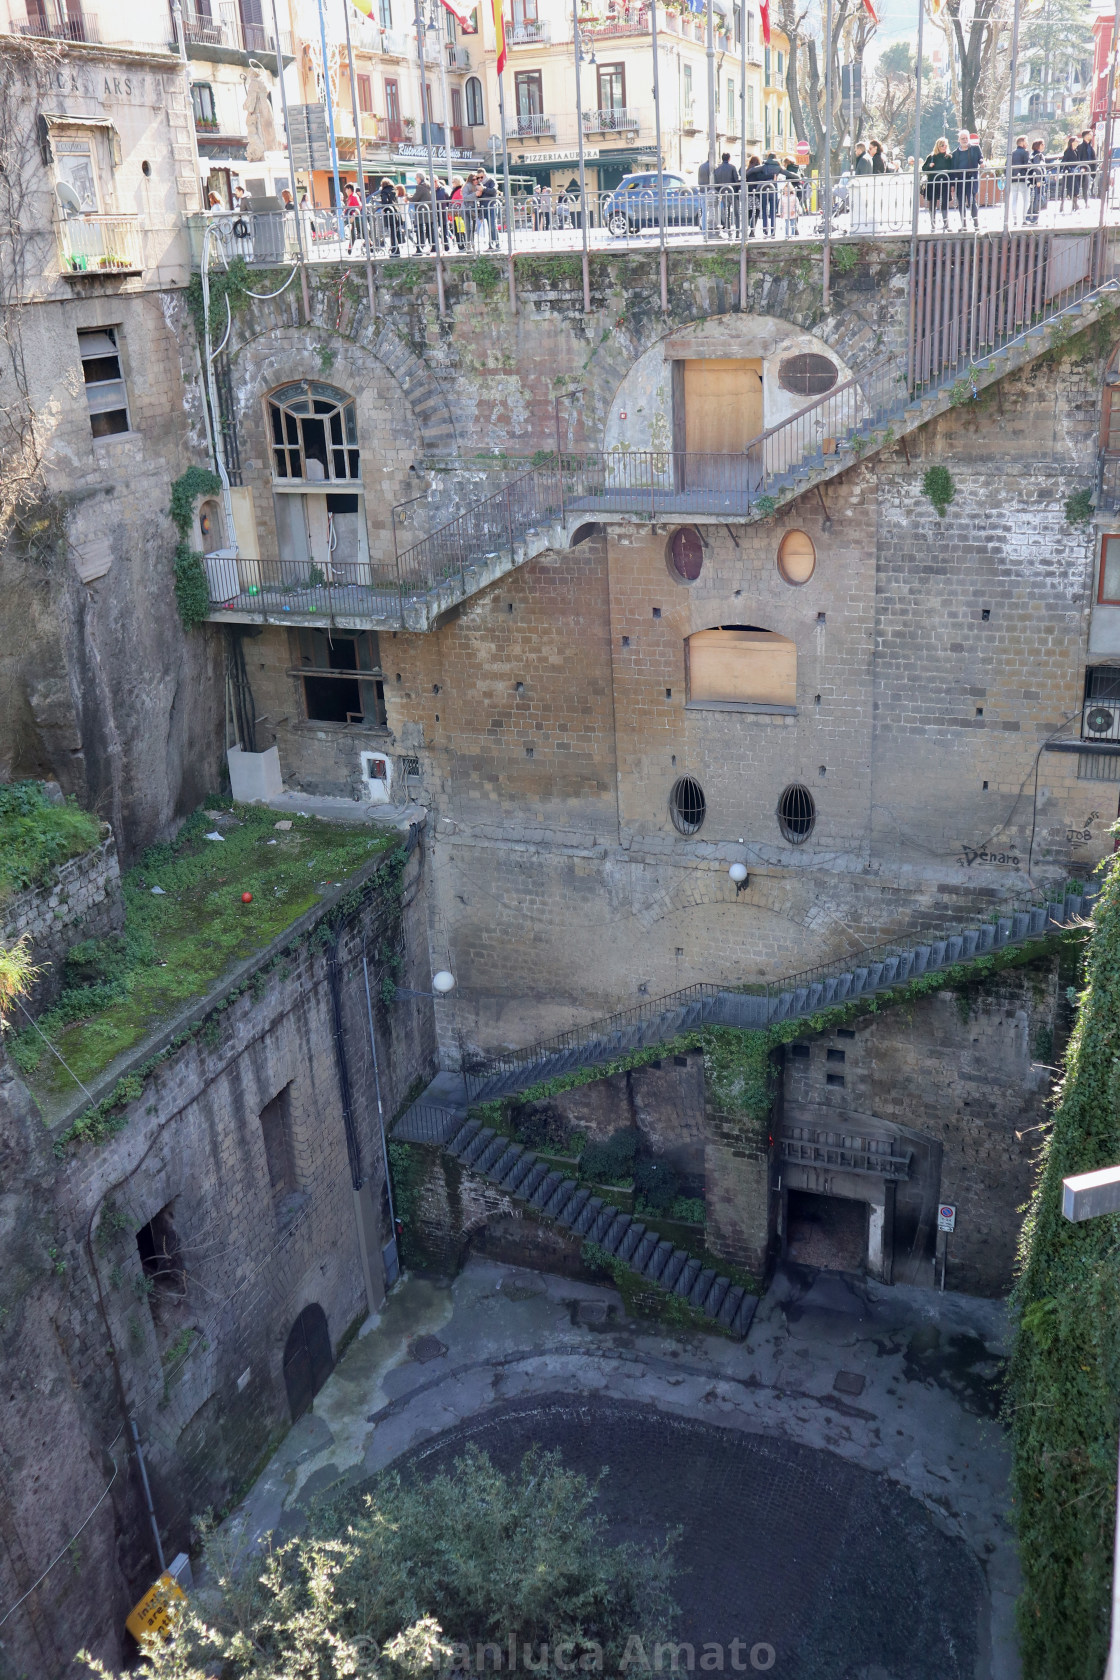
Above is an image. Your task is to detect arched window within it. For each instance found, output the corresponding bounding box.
[465,75,485,127]
[686,625,796,708]
[268,381,360,483]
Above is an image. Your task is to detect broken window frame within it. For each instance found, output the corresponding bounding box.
[77,325,130,438]
[267,381,361,484]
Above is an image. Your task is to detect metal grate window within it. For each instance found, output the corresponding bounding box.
[669,526,703,582]
[777,782,815,844]
[670,775,706,835]
[777,353,838,397]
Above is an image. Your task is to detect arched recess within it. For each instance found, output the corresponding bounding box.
[283,1303,334,1421]
[685,625,796,707]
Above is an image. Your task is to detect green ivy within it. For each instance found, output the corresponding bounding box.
[1064,487,1094,526]
[469,256,503,296]
[184,256,261,347]
[1009,857,1120,1679]
[921,464,956,517]
[832,244,859,274]
[169,465,222,632]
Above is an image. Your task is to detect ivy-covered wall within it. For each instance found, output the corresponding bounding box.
[1009,857,1120,1680]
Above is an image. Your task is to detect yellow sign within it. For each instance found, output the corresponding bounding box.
[125,1572,186,1644]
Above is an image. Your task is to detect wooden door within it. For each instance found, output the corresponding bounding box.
[682,358,763,494]
[683,358,763,453]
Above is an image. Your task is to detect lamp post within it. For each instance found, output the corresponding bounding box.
[426,3,455,188]
[571,0,592,311]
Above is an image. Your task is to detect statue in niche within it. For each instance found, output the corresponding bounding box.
[243,67,277,160]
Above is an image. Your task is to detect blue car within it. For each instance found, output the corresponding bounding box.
[603,171,703,234]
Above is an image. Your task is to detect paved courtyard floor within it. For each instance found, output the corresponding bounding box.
[227,1258,1018,1680]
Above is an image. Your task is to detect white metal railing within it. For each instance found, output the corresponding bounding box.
[583,107,639,131]
[508,19,550,43]
[59,213,143,274]
[513,112,556,137]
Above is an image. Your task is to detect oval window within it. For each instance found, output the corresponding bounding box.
[777,783,815,844]
[777,529,816,585]
[670,775,706,835]
[669,526,704,582]
[778,353,839,397]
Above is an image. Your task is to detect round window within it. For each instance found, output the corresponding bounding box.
[777,783,815,844]
[777,529,816,585]
[669,526,704,583]
[670,775,706,835]
[778,353,839,397]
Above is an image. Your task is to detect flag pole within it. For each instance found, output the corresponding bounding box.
[316,0,345,241]
[1002,0,1021,236]
[571,0,591,312]
[705,0,717,241]
[907,0,926,389]
[341,0,377,317]
[414,0,447,313]
[821,0,834,304]
[651,0,669,311]
[739,0,747,308]
[495,70,517,308]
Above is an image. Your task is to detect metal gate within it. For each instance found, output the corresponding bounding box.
[282,1303,334,1421]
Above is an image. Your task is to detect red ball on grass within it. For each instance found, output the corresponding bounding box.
[242,892,253,903]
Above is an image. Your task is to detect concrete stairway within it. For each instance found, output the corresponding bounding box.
[442,1116,759,1340]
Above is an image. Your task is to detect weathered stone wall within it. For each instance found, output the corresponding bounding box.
[0,843,436,1680]
[398,1144,585,1278]
[779,953,1067,1295]
[1,833,124,1011]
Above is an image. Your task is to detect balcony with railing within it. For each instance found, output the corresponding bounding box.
[182,1,289,57]
[583,106,639,132]
[11,6,99,40]
[508,19,551,44]
[583,10,650,37]
[58,213,143,276]
[513,111,556,137]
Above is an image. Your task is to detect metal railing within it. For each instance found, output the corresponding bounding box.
[58,213,143,274]
[583,107,640,132]
[393,460,566,605]
[508,19,550,43]
[202,551,402,622]
[462,893,1094,1101]
[12,8,98,40]
[513,112,556,137]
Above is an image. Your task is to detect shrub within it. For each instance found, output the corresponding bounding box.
[580,1127,639,1184]
[80,1446,677,1679]
[1065,487,1094,525]
[921,464,956,517]
[633,1157,681,1213]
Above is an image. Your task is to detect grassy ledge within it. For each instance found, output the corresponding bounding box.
[0,780,102,905]
[10,801,392,1105]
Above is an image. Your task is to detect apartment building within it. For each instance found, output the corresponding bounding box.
[474,0,792,194]
[179,0,296,206]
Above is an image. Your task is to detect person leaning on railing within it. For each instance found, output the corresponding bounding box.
[949,129,982,229]
[921,138,954,230]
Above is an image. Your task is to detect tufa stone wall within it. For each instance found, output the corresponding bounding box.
[2,833,124,1012]
[0,843,436,1680]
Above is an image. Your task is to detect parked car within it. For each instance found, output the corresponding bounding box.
[602,171,702,234]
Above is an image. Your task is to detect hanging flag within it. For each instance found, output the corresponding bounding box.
[441,0,477,27]
[759,0,771,46]
[349,0,375,14]
[492,0,507,72]
[862,0,878,20]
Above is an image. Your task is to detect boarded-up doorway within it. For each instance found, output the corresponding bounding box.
[679,358,763,490]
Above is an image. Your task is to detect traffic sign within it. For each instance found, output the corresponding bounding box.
[938,1205,956,1233]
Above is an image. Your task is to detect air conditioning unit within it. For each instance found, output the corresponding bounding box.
[1083,697,1120,741]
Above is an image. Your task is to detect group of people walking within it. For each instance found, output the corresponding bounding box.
[921,127,1098,229]
[341,171,501,258]
[699,151,808,238]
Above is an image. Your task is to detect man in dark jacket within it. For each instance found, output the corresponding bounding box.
[1009,136,1030,225]
[1077,129,1097,206]
[950,128,982,227]
[410,174,434,250]
[713,151,739,235]
[852,142,873,176]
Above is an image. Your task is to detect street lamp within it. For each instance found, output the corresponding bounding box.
[393,971,457,998]
[729,861,749,894]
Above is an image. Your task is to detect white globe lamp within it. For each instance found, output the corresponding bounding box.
[432,970,456,994]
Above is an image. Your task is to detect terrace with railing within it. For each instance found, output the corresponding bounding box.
[58,213,143,276]
[583,107,640,131]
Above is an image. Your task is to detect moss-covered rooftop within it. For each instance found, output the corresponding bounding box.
[10,801,394,1110]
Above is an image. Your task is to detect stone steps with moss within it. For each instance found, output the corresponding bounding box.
[443,1118,757,1339]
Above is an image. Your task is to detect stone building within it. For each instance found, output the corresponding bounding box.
[0,833,435,1679]
[0,17,227,855]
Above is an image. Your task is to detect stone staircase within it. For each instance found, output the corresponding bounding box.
[391,888,1095,1331]
[442,1115,759,1339]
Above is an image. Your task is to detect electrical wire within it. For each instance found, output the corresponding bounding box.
[241,264,301,301]
[0,1457,118,1629]
[11,997,97,1104]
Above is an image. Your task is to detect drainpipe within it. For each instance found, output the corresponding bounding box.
[129,1419,166,1574]
[170,0,205,212]
[328,937,380,1316]
[199,223,239,559]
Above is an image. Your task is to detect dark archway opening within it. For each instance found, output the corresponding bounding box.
[786,1189,867,1273]
[283,1303,334,1421]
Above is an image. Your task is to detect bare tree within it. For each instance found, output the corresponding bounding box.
[0,40,59,559]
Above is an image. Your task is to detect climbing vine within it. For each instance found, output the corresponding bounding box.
[921,464,956,518]
[168,465,221,631]
[1008,858,1120,1680]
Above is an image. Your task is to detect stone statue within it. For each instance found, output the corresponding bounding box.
[243,67,277,160]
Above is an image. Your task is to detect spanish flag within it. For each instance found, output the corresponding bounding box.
[493,0,507,72]
[349,0,374,14]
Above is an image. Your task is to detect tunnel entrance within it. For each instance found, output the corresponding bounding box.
[786,1189,868,1274]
